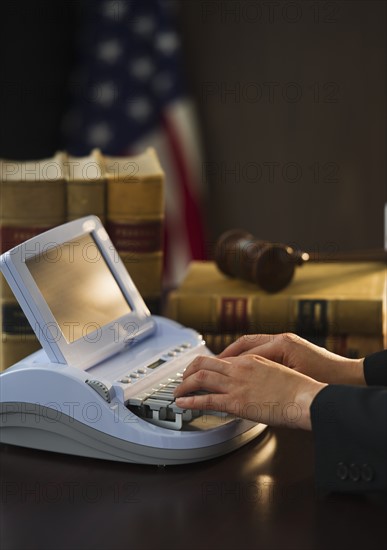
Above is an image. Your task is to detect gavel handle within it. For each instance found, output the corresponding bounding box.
[307,248,387,263]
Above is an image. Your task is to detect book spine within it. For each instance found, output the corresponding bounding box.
[0,301,41,368]
[202,332,385,359]
[106,167,164,307]
[0,157,66,370]
[65,150,106,223]
[166,293,385,337]
[0,335,41,369]
[106,220,163,300]
[66,180,106,223]
[0,284,41,371]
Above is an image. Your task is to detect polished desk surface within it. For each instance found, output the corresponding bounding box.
[1,427,386,550]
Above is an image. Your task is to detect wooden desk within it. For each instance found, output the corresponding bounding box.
[1,428,386,550]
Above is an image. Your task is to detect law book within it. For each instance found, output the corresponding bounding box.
[166,261,387,344]
[201,332,385,358]
[0,302,41,368]
[0,152,67,370]
[65,149,106,223]
[105,147,164,309]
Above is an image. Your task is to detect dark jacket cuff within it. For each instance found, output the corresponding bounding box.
[310,384,387,494]
[364,350,387,386]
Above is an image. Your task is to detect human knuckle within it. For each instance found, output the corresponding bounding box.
[237,356,256,372]
[191,355,205,368]
[243,333,260,345]
[195,369,208,383]
[242,353,257,362]
[282,332,298,344]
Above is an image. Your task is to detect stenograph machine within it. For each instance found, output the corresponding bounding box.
[0,216,266,464]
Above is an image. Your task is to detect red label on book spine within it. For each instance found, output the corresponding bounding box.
[107,221,163,253]
[0,226,52,253]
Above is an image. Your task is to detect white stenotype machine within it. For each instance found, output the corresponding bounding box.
[0,216,266,464]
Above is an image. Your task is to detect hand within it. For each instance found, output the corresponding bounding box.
[174,354,326,430]
[219,333,365,386]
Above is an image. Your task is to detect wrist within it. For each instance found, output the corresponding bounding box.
[336,357,366,385]
[348,357,366,385]
[294,382,327,431]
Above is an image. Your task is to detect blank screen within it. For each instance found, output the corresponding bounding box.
[26,233,132,343]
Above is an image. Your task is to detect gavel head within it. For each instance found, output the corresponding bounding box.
[214,229,309,293]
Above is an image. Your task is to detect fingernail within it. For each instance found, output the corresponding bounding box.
[175,397,188,406]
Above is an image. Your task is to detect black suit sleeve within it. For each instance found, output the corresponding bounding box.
[364,349,387,386]
[310,350,387,494]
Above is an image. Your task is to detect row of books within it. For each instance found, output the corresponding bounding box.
[0,148,164,370]
[165,261,387,358]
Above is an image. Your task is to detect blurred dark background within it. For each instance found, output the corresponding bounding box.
[1,0,386,264]
[180,0,386,256]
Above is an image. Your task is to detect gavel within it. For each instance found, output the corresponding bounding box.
[214,229,387,293]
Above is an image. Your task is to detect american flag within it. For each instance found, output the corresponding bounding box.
[62,0,206,286]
